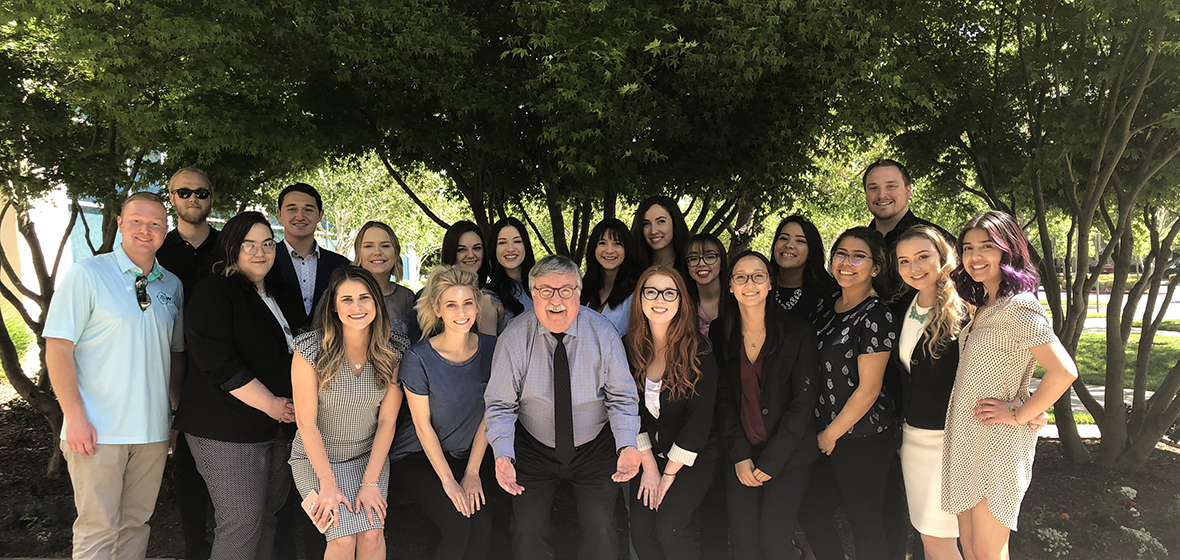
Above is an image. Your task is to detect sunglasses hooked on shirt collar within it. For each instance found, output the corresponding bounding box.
[172,188,212,200]
[135,275,151,311]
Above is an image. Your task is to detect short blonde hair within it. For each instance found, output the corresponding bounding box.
[415,265,481,339]
[167,167,211,191]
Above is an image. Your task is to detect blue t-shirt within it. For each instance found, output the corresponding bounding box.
[815,295,897,437]
[390,333,497,461]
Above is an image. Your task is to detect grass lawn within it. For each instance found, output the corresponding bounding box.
[1045,410,1096,425]
[1133,318,1180,332]
[1038,332,1180,390]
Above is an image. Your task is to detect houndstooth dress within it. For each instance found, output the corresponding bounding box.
[289,330,408,540]
[941,292,1057,530]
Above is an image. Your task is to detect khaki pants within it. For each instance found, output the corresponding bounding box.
[62,440,168,560]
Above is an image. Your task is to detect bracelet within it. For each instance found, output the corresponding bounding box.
[1007,405,1020,425]
[360,482,380,488]
[662,472,676,479]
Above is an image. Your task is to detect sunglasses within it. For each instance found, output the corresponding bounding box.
[135,275,151,311]
[172,188,212,200]
[641,287,680,302]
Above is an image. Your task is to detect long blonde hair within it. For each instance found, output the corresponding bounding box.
[895,226,968,358]
[415,265,481,340]
[312,266,403,391]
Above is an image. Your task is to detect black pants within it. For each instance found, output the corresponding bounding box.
[628,442,721,560]
[388,451,494,560]
[173,431,212,560]
[726,457,813,560]
[697,451,730,560]
[799,430,897,560]
[512,425,620,560]
[885,452,921,560]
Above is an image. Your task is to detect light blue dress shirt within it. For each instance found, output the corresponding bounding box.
[484,306,639,461]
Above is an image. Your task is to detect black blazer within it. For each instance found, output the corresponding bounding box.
[267,241,351,322]
[175,273,309,442]
[636,350,719,464]
[710,313,820,477]
[888,291,960,430]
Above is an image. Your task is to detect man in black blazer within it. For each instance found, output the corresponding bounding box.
[267,183,347,560]
[267,183,350,323]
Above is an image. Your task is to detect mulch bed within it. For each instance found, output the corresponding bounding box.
[1,397,1176,558]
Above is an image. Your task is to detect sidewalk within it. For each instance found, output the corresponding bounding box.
[1030,377,1155,439]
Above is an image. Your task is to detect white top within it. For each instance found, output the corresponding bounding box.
[259,292,295,352]
[899,299,930,371]
[644,378,662,420]
[598,294,633,337]
[283,238,321,316]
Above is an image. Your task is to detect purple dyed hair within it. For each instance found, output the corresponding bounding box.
[950,211,1041,306]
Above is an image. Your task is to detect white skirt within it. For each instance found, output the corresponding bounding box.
[900,423,960,538]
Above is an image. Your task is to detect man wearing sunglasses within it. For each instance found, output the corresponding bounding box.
[44,191,185,560]
[156,167,218,560]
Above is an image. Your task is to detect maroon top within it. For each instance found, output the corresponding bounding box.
[739,350,768,445]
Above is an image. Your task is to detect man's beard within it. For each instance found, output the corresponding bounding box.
[177,206,211,225]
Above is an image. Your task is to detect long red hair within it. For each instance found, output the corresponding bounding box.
[624,266,707,401]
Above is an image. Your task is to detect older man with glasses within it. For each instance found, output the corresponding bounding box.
[484,254,643,560]
[45,191,185,560]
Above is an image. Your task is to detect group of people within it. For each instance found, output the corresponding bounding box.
[46,159,1079,560]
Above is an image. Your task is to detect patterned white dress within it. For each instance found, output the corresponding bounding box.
[941,292,1057,530]
[289,330,408,540]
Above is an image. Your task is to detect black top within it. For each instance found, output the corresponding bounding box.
[635,350,719,463]
[710,314,820,477]
[266,241,351,323]
[174,273,309,442]
[869,210,955,302]
[815,295,897,437]
[774,284,841,330]
[156,227,220,305]
[888,291,960,430]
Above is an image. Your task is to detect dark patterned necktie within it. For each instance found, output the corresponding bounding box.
[552,333,575,464]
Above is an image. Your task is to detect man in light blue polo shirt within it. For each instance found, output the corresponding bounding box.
[45,191,185,560]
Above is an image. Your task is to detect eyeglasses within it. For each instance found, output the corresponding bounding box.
[534,286,577,300]
[172,188,212,200]
[731,272,770,285]
[686,253,719,267]
[134,275,151,311]
[241,240,278,255]
[641,287,680,302]
[833,251,870,266]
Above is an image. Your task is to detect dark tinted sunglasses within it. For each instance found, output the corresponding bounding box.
[172,188,211,200]
[135,276,151,311]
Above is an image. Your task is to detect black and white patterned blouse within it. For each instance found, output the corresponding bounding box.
[815,294,897,437]
[775,284,841,330]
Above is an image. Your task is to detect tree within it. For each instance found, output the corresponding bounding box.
[882,0,1180,469]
